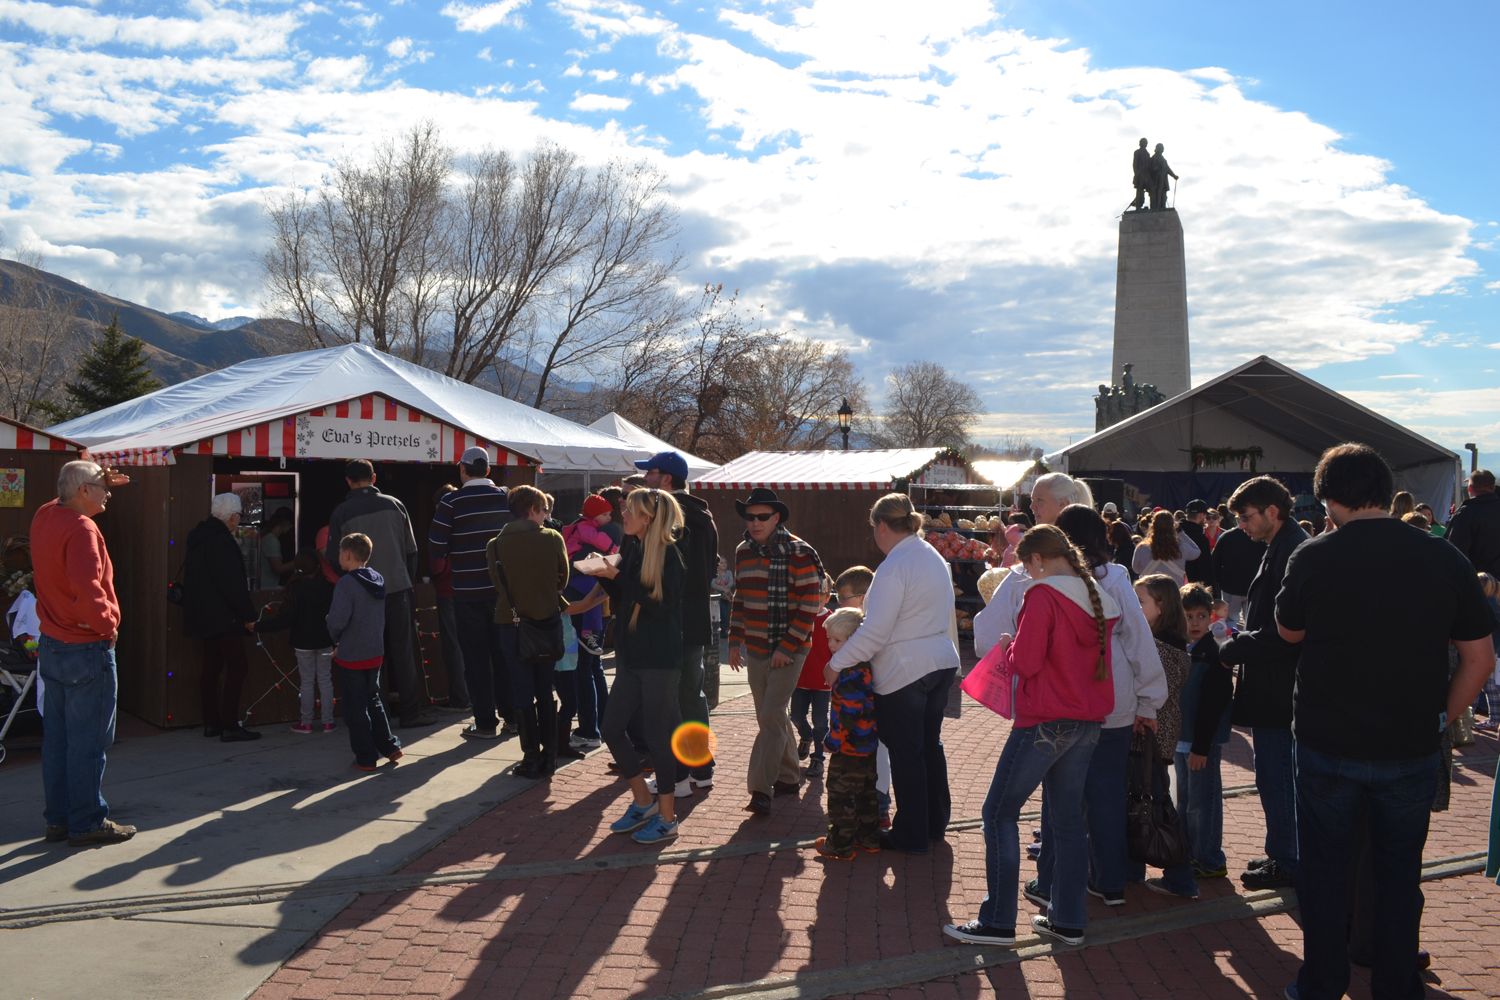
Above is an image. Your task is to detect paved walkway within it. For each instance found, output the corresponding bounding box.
[244,689,1500,1000]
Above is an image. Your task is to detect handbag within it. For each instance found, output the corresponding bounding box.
[166,562,185,605]
[959,639,1015,719]
[494,558,564,664]
[1125,729,1189,869]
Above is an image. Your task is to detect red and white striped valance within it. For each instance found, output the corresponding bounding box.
[0,421,79,453]
[696,481,889,491]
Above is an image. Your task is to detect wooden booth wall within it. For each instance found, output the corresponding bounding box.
[104,455,535,728]
[700,488,886,582]
[0,450,79,541]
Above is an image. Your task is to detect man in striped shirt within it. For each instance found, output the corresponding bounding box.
[729,487,826,815]
[429,447,515,740]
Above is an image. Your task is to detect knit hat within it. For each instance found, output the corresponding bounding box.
[582,495,613,519]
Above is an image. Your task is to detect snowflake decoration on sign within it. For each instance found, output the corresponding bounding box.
[295,415,313,456]
[427,431,439,460]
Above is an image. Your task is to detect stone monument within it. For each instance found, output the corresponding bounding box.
[1111,139,1190,400]
[1094,363,1167,431]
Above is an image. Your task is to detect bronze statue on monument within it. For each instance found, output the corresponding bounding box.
[1094,363,1167,431]
[1127,139,1179,212]
[1129,138,1151,211]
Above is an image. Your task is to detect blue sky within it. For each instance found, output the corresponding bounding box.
[1,0,1495,458]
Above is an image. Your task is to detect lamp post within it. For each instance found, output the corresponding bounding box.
[1464,443,1479,474]
[837,398,853,451]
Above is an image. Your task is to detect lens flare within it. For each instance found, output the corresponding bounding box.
[671,721,716,768]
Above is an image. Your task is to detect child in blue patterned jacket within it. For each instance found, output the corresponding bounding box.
[814,607,878,860]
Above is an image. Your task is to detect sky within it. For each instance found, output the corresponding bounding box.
[1,0,1496,459]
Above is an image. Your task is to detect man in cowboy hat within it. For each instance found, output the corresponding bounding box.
[729,488,827,815]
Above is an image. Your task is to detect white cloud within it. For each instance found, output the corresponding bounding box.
[306,55,369,88]
[588,68,618,81]
[477,46,492,61]
[440,0,527,32]
[386,36,412,57]
[569,92,631,111]
[0,0,301,57]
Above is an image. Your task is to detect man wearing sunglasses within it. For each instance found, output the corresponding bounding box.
[32,460,137,847]
[728,487,826,815]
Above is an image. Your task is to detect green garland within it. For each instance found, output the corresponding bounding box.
[1191,445,1263,473]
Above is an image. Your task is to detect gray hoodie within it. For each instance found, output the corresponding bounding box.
[326,567,387,663]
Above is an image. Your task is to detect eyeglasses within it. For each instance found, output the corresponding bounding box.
[742,512,777,522]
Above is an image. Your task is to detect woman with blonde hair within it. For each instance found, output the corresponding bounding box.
[1389,491,1416,519]
[585,488,688,845]
[824,492,961,854]
[1132,510,1200,582]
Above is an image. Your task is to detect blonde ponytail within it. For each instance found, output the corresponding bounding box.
[626,488,684,629]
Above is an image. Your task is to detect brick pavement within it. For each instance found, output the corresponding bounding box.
[248,691,1500,1000]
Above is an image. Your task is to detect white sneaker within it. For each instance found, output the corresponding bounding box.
[690,774,714,789]
[646,776,694,798]
[570,732,602,749]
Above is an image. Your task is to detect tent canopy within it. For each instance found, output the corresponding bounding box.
[585,412,719,479]
[49,343,651,473]
[694,448,987,491]
[1043,356,1459,513]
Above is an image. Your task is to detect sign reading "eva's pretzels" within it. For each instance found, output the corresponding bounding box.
[296,415,443,462]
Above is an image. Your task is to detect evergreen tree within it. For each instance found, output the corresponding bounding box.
[66,310,162,413]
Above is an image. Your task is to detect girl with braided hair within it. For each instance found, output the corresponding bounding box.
[945,524,1122,949]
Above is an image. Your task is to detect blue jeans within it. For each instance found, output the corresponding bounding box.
[339,665,400,766]
[1176,745,1226,870]
[574,648,607,740]
[874,667,956,850]
[676,645,713,782]
[454,599,512,731]
[1126,757,1199,896]
[1037,723,1133,895]
[789,688,831,761]
[499,623,554,714]
[40,635,117,835]
[979,719,1100,931]
[1293,744,1435,1000]
[1253,727,1298,873]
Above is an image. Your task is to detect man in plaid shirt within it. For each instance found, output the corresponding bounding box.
[729,488,826,815]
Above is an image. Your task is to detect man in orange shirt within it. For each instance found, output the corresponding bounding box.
[32,460,136,848]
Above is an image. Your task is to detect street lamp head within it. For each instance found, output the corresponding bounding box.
[837,398,853,431]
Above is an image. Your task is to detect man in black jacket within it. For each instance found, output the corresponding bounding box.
[326,460,434,729]
[641,451,720,793]
[1211,524,1265,626]
[1447,469,1500,576]
[1218,476,1308,890]
[1181,499,1216,591]
[183,492,261,742]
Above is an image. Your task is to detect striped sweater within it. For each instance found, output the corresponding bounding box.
[428,480,513,599]
[729,532,826,658]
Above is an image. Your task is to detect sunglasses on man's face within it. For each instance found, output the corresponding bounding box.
[742,512,777,522]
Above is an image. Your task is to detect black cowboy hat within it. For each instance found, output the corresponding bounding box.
[735,487,790,523]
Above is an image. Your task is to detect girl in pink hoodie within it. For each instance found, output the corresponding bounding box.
[945,524,1120,949]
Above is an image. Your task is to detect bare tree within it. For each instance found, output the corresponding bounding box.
[0,240,85,425]
[881,361,983,447]
[724,336,868,455]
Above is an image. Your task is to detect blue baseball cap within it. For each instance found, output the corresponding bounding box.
[635,450,690,484]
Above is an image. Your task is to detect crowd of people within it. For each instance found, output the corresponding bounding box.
[23,441,1500,1000]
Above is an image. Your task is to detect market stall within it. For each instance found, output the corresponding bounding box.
[693,448,995,638]
[50,343,651,727]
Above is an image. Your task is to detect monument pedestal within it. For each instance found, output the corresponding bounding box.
[1111,208,1190,400]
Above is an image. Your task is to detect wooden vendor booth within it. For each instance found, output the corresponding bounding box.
[50,343,650,728]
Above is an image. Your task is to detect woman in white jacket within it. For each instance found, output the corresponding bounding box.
[1027,503,1168,905]
[824,493,962,854]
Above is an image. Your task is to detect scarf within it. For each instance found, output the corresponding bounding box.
[745,524,824,648]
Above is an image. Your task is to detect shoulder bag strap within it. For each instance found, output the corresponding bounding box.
[493,544,521,624]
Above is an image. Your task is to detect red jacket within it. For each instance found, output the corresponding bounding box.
[1002,577,1119,728]
[31,499,120,644]
[796,609,833,690]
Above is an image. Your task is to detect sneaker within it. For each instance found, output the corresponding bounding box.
[690,774,714,789]
[68,819,137,847]
[805,758,824,777]
[1246,857,1272,872]
[386,748,404,763]
[1030,915,1084,946]
[631,814,679,845]
[1192,860,1229,879]
[646,776,694,798]
[290,723,314,735]
[500,719,519,736]
[1023,878,1051,907]
[1144,877,1198,899]
[352,762,379,772]
[220,725,262,742]
[45,825,68,843]
[322,722,337,733]
[1025,843,1042,860]
[578,633,605,657]
[460,724,499,741]
[610,800,660,834]
[943,919,1017,946]
[879,814,892,831]
[1474,718,1499,732]
[608,757,654,774]
[797,737,811,760]
[1087,884,1126,906]
[1242,860,1296,890]
[571,732,602,749]
[855,841,881,854]
[814,837,854,860]
[1284,982,1301,1000]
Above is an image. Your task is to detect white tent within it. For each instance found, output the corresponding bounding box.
[585,412,719,479]
[1043,355,1461,515]
[49,343,651,473]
